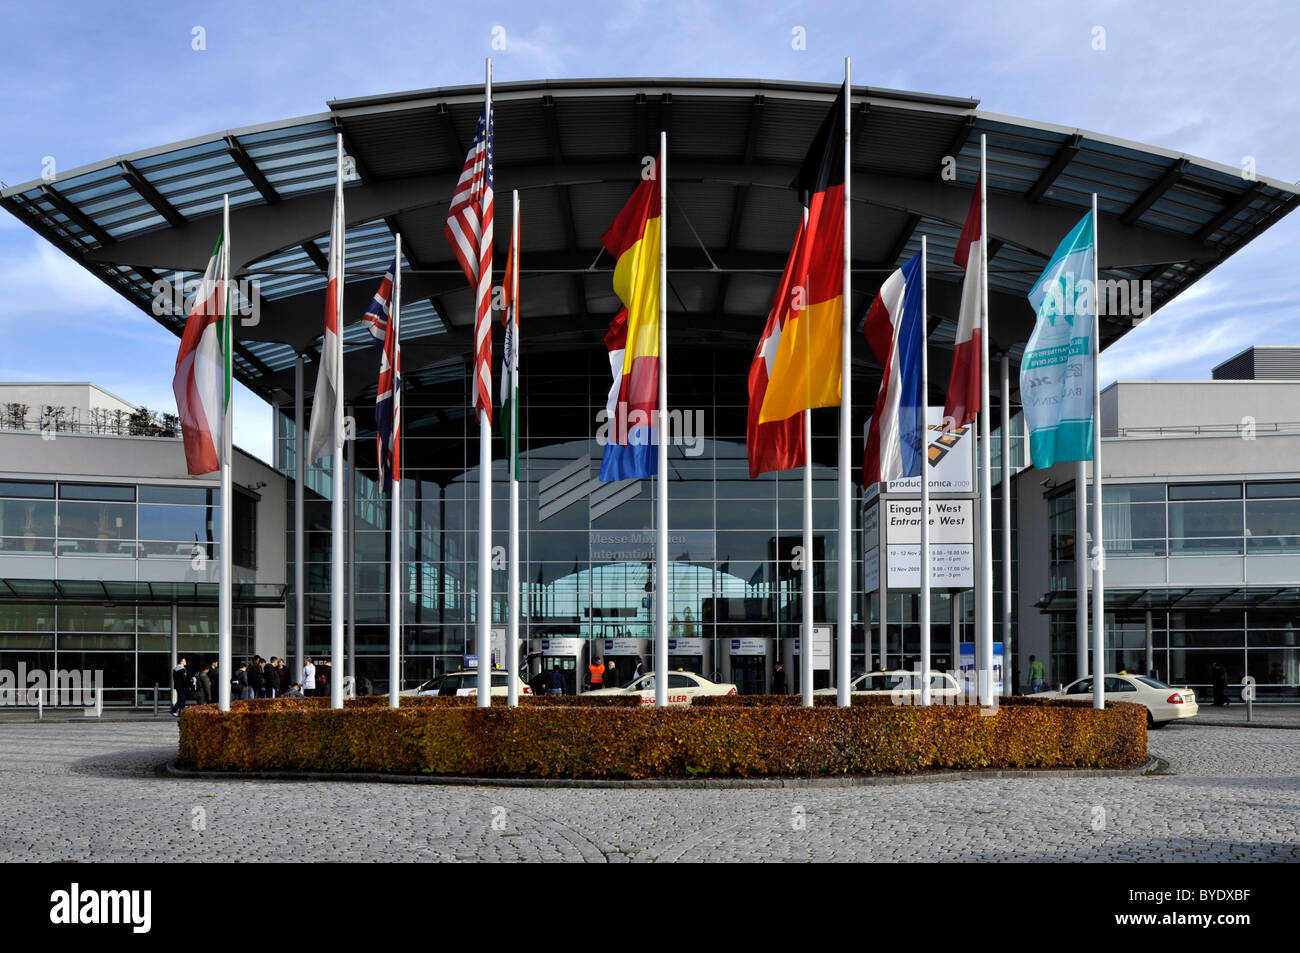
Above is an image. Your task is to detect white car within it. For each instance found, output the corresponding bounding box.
[813,670,964,700]
[401,669,532,699]
[1032,674,1198,727]
[585,671,737,706]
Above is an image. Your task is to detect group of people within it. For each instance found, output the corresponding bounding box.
[522,655,647,697]
[168,655,333,715]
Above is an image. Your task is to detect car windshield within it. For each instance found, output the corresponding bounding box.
[1138,677,1170,690]
[855,673,910,691]
[632,675,655,690]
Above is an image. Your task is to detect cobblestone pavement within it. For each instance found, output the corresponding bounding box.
[0,721,1295,862]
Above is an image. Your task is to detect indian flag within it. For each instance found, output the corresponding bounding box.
[172,230,230,476]
[498,203,520,479]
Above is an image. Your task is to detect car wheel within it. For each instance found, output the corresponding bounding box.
[1147,711,1166,729]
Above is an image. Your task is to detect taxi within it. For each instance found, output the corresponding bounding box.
[584,670,737,706]
[1031,673,1198,727]
[401,669,532,698]
[812,669,963,700]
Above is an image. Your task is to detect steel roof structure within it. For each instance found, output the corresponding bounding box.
[5,76,1297,470]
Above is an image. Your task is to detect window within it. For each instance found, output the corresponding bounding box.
[668,673,696,688]
[232,491,256,569]
[139,485,213,505]
[1103,677,1137,692]
[0,481,54,499]
[1168,483,1241,501]
[1066,678,1093,695]
[59,483,135,501]
[1246,498,1300,552]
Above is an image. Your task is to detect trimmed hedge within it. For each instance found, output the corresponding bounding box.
[206,694,640,712]
[178,698,1146,779]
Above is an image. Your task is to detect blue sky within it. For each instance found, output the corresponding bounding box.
[2,0,1297,463]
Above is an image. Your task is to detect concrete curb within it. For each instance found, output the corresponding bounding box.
[162,755,1163,789]
[1187,719,1300,730]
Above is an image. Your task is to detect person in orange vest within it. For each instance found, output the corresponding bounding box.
[587,656,606,691]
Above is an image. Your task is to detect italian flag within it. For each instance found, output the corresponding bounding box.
[172,230,230,476]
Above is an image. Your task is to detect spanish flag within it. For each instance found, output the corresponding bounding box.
[601,156,662,421]
[757,84,846,424]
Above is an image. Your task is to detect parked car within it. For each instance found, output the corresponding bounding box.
[401,669,532,698]
[584,670,737,706]
[812,669,964,701]
[1031,674,1198,727]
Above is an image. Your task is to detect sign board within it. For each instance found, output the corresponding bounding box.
[793,626,833,670]
[603,638,646,655]
[666,638,704,655]
[463,653,496,668]
[958,642,1005,695]
[884,499,974,545]
[864,547,880,593]
[886,545,975,588]
[884,407,976,494]
[728,638,768,655]
[539,638,586,657]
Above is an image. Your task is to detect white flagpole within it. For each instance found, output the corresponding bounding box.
[1000,352,1012,695]
[507,191,520,707]
[978,134,994,707]
[1076,459,1089,678]
[802,206,814,708]
[1090,193,1105,709]
[331,134,345,710]
[389,233,403,708]
[919,235,931,706]
[218,193,232,712]
[294,355,305,693]
[477,59,494,707]
[836,57,853,707]
[655,131,669,708]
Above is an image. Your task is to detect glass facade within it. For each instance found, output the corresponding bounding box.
[1046,480,1300,698]
[280,356,869,692]
[0,478,256,705]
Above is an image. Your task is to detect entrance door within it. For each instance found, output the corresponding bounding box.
[542,657,577,695]
[731,655,766,695]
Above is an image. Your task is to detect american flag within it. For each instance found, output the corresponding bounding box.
[369,255,400,492]
[444,104,494,422]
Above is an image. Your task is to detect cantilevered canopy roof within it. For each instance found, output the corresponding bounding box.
[0,579,287,606]
[5,76,1298,424]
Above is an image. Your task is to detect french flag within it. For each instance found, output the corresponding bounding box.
[862,252,926,485]
[943,179,983,430]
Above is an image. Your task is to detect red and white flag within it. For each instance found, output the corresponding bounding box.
[943,177,984,431]
[746,238,805,478]
[445,102,495,422]
[172,229,229,475]
[307,146,345,461]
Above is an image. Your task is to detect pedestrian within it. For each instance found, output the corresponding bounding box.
[233,662,248,701]
[282,683,304,699]
[548,667,565,696]
[265,657,282,698]
[771,661,786,695]
[317,660,332,697]
[1212,662,1231,707]
[303,656,316,696]
[276,658,289,693]
[1027,655,1045,694]
[605,658,617,689]
[246,655,263,698]
[586,656,605,691]
[632,656,645,680]
[195,663,213,706]
[170,657,189,716]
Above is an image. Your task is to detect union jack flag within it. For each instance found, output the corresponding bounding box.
[371,255,401,492]
[363,257,396,342]
[444,103,494,423]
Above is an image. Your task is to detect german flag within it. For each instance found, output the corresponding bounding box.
[757,83,846,424]
[601,156,662,421]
